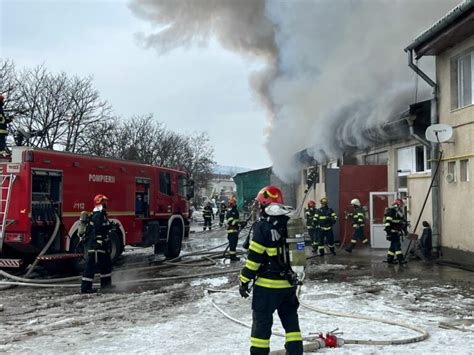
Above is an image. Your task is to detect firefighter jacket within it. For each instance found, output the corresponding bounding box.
[86,206,112,251]
[226,206,240,233]
[219,204,226,216]
[315,206,337,231]
[240,215,296,289]
[383,207,406,235]
[304,206,317,229]
[203,205,214,219]
[351,207,365,229]
[0,106,12,135]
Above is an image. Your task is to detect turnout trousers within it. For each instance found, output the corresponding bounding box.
[346,227,368,251]
[250,285,303,355]
[203,217,212,230]
[317,229,335,255]
[386,233,403,264]
[81,246,112,292]
[219,213,225,227]
[227,232,239,260]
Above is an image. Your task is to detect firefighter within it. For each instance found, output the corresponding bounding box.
[314,197,337,256]
[202,202,214,231]
[81,194,114,294]
[239,186,303,355]
[226,198,241,261]
[384,198,406,265]
[218,201,227,227]
[345,198,368,253]
[0,95,13,154]
[304,200,319,252]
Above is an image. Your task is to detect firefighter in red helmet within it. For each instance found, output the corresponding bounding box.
[304,200,319,252]
[81,194,115,293]
[383,198,407,265]
[239,186,303,355]
[226,197,241,261]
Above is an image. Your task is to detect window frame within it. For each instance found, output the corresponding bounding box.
[460,159,470,182]
[452,49,474,110]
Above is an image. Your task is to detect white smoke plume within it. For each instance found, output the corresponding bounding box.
[129,0,460,181]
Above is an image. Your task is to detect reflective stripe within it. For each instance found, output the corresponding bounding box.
[255,277,292,289]
[250,337,270,348]
[385,216,393,221]
[285,332,303,343]
[395,250,403,255]
[229,251,237,255]
[100,273,112,278]
[319,216,327,220]
[266,247,278,256]
[245,259,261,271]
[82,277,94,282]
[352,224,359,227]
[0,129,7,134]
[362,239,369,243]
[227,229,239,233]
[249,241,265,254]
[328,244,335,248]
[240,273,251,283]
[385,223,391,227]
[351,239,357,243]
[318,246,325,250]
[322,227,332,230]
[387,251,395,256]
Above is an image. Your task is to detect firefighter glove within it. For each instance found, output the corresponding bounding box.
[239,282,250,298]
[242,238,250,250]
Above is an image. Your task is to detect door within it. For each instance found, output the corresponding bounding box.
[370,192,397,249]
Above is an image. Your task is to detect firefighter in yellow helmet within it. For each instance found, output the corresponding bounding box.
[81,194,114,293]
[239,186,303,355]
[314,197,337,256]
[345,198,368,253]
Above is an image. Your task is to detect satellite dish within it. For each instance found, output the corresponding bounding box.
[425,124,453,143]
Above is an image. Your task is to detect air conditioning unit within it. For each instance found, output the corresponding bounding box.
[446,173,455,183]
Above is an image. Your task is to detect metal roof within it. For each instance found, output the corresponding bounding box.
[405,0,474,57]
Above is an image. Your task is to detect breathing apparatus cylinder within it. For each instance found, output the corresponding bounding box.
[286,217,307,278]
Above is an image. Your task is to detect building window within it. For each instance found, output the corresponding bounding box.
[452,50,474,109]
[397,145,430,174]
[364,151,388,165]
[460,159,469,182]
[447,161,456,182]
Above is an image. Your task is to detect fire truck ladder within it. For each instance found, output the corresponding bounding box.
[0,174,17,253]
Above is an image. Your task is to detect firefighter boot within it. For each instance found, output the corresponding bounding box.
[345,241,356,253]
[318,245,325,256]
[386,252,395,264]
[312,243,318,253]
[329,246,336,256]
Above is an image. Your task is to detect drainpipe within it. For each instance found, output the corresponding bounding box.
[405,115,430,147]
[406,49,441,255]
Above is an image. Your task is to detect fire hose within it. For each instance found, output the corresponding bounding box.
[0,213,61,291]
[205,271,429,353]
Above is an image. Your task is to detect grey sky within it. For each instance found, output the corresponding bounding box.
[0,0,271,169]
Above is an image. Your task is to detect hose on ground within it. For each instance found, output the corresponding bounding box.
[206,271,430,350]
[0,213,60,291]
[0,268,239,288]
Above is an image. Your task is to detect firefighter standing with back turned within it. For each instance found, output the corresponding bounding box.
[219,201,227,227]
[202,202,214,231]
[81,194,114,294]
[315,197,337,256]
[239,186,303,355]
[384,198,407,265]
[345,198,369,253]
[226,198,241,261]
[304,200,319,252]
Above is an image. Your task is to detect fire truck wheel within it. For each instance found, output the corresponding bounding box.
[108,231,124,263]
[165,224,183,259]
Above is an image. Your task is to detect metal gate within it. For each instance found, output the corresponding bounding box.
[370,192,397,249]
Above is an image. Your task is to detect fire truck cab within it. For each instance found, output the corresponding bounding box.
[0,147,192,269]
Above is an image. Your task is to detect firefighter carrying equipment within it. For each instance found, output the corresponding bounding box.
[384,205,407,264]
[314,205,337,256]
[81,205,114,293]
[240,211,303,354]
[345,205,368,253]
[226,204,241,261]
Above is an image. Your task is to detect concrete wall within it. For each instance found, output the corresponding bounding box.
[436,35,474,257]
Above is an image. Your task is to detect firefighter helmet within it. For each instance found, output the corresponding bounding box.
[393,198,403,207]
[94,194,108,205]
[256,186,284,206]
[307,199,316,208]
[320,197,328,205]
[351,198,361,207]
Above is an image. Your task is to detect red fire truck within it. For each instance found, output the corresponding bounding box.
[0,147,193,269]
